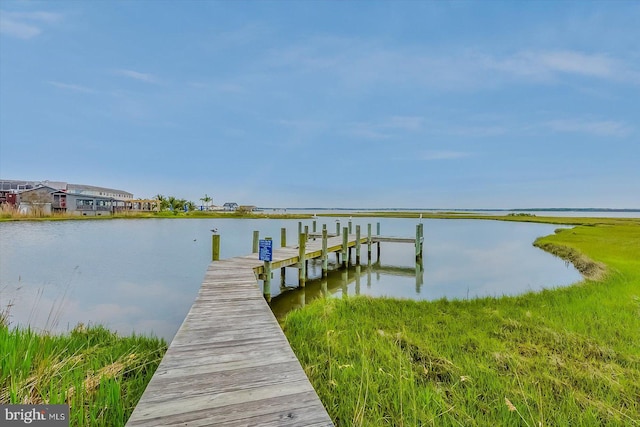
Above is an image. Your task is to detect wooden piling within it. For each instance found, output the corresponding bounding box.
[322,227,328,277]
[376,222,381,259]
[312,220,317,233]
[252,230,259,253]
[348,219,352,234]
[415,224,421,260]
[356,225,361,265]
[281,227,287,247]
[336,221,340,237]
[298,232,306,287]
[211,234,220,261]
[342,227,348,268]
[367,223,372,262]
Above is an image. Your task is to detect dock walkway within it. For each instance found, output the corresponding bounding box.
[127,230,421,426]
[127,234,373,426]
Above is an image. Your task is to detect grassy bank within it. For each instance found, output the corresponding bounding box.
[0,323,166,426]
[283,220,640,425]
[0,209,311,221]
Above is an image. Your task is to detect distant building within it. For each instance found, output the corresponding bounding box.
[223,202,239,211]
[15,185,115,216]
[0,179,140,216]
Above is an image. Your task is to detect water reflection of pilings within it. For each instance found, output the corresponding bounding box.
[269,257,425,321]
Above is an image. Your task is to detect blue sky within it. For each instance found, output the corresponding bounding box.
[1,1,638,209]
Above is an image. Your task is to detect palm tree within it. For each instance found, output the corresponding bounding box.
[155,194,169,211]
[200,194,212,210]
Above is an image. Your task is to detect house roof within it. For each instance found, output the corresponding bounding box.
[67,183,133,197]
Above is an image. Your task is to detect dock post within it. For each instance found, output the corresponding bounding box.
[252,230,259,253]
[298,232,306,287]
[376,222,381,260]
[322,227,328,277]
[263,237,272,302]
[298,221,302,238]
[415,224,421,261]
[367,223,372,262]
[281,227,287,283]
[313,220,317,233]
[304,225,309,240]
[336,221,340,237]
[355,265,361,295]
[211,234,220,261]
[355,225,361,265]
[419,223,424,258]
[348,218,352,234]
[342,227,348,268]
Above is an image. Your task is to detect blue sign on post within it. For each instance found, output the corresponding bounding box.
[259,239,273,261]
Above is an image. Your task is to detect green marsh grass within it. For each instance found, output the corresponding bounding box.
[284,220,640,426]
[0,322,166,426]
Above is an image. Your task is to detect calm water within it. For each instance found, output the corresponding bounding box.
[0,218,581,340]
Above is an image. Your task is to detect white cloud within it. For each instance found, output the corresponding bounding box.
[420,150,471,160]
[114,69,159,84]
[48,81,96,94]
[484,50,626,82]
[384,116,424,131]
[545,119,632,137]
[0,10,63,39]
[264,37,640,90]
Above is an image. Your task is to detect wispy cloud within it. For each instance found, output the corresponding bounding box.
[483,50,638,83]
[0,10,63,39]
[545,119,632,137]
[114,69,159,84]
[264,37,640,90]
[420,150,472,160]
[189,81,245,93]
[384,116,424,132]
[48,81,96,94]
[345,116,424,140]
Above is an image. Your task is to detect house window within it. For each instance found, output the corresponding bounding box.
[76,199,94,210]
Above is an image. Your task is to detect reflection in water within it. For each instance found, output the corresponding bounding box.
[1,218,582,340]
[269,259,425,321]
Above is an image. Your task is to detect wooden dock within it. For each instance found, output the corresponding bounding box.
[127,226,423,426]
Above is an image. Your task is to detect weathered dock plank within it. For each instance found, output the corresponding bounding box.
[126,237,341,426]
[127,229,419,426]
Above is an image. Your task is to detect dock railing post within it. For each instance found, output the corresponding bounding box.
[211,234,220,261]
[313,220,317,233]
[415,224,421,261]
[298,232,306,287]
[356,225,361,265]
[419,223,424,258]
[376,222,381,260]
[298,221,302,238]
[263,237,272,302]
[322,226,328,277]
[367,223,372,263]
[281,227,287,284]
[348,218,352,234]
[336,221,340,237]
[304,225,309,240]
[342,227,348,268]
[252,230,259,253]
